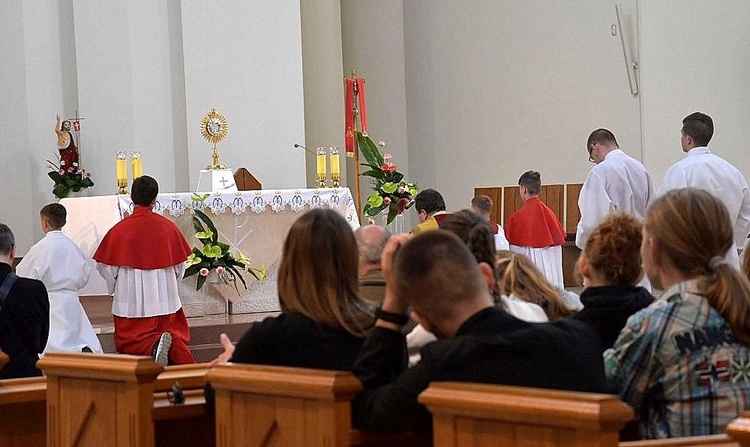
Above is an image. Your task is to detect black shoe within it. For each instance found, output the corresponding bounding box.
[81,346,93,353]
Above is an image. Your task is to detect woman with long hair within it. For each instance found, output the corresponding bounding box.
[605,188,750,439]
[495,251,577,321]
[211,208,372,370]
[573,213,653,352]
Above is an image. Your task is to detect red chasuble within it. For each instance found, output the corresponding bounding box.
[504,197,566,248]
[93,205,191,269]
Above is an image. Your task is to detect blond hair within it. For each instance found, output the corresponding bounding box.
[496,250,575,320]
[278,209,371,337]
[646,188,750,343]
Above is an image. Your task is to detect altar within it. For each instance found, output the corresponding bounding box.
[61,188,359,316]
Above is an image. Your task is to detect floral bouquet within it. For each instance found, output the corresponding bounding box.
[46,158,94,199]
[358,132,418,224]
[183,195,266,294]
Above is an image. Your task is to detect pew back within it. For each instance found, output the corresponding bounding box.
[419,381,635,447]
[207,363,362,447]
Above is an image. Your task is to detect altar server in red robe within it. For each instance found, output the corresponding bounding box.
[93,175,195,365]
[504,171,567,288]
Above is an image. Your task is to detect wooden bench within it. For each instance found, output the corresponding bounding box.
[36,353,213,447]
[0,376,47,447]
[207,363,362,446]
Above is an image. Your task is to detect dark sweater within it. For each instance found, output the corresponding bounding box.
[352,307,608,433]
[0,263,49,379]
[572,284,654,352]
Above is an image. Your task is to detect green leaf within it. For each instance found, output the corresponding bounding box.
[202,244,223,258]
[195,230,213,240]
[357,132,384,166]
[366,193,384,208]
[360,169,386,180]
[194,209,219,243]
[386,203,398,224]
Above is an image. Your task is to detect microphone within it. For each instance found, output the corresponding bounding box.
[294,143,317,156]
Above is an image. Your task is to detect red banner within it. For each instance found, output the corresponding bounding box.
[73,120,80,131]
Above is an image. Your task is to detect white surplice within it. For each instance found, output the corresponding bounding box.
[16,230,103,353]
[576,149,654,250]
[494,223,510,251]
[509,244,565,289]
[656,147,750,269]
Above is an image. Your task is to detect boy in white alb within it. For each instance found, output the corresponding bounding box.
[16,203,102,353]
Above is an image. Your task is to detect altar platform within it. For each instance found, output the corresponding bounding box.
[62,188,359,318]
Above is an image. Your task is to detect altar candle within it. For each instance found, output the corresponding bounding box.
[329,147,340,176]
[131,151,142,179]
[116,152,127,181]
[316,147,327,179]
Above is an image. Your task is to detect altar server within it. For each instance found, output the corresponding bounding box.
[94,175,195,365]
[576,129,653,250]
[16,203,102,354]
[504,171,566,288]
[656,112,750,268]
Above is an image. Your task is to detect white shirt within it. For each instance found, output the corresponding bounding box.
[656,146,750,268]
[16,230,103,353]
[576,149,653,249]
[494,223,510,251]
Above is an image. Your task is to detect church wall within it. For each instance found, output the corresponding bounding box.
[299,0,346,189]
[639,0,750,184]
[180,0,306,191]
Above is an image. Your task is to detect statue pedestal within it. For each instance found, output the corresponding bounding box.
[195,169,238,192]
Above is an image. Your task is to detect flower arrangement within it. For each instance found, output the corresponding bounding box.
[46,158,94,199]
[183,194,266,294]
[358,132,418,224]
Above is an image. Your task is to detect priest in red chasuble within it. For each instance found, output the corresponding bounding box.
[94,175,196,365]
[504,171,566,288]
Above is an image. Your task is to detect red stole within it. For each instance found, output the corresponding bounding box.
[504,197,566,248]
[93,205,191,269]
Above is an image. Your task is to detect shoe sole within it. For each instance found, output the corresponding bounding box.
[154,333,172,366]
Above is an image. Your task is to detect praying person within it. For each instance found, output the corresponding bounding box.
[94,175,195,366]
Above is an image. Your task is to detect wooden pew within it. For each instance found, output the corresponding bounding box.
[36,353,213,447]
[0,348,8,370]
[207,363,363,447]
[620,435,738,446]
[419,381,634,447]
[0,376,47,447]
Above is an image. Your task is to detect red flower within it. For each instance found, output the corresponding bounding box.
[396,198,410,214]
[383,197,391,205]
[380,162,397,172]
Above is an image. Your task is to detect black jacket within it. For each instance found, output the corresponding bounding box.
[572,285,654,352]
[0,263,49,379]
[352,307,608,433]
[230,312,365,371]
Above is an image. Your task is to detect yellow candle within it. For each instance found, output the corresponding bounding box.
[329,147,340,177]
[116,158,127,181]
[132,157,142,179]
[316,147,327,179]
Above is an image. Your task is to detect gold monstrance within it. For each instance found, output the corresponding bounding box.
[200,108,229,170]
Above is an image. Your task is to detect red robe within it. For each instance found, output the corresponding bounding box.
[94,205,195,364]
[504,197,566,248]
[93,205,191,269]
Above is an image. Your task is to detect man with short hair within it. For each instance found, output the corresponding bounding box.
[0,224,49,379]
[470,195,509,251]
[94,176,196,365]
[409,188,448,235]
[656,112,750,268]
[504,171,566,287]
[16,203,102,353]
[354,224,391,306]
[576,128,653,250]
[352,231,608,434]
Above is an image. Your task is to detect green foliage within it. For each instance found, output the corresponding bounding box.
[48,168,94,199]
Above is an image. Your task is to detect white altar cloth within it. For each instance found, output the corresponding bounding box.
[60,188,359,315]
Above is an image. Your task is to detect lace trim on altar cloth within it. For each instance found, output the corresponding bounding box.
[117,188,357,224]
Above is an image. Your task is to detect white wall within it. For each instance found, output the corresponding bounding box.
[639,0,750,185]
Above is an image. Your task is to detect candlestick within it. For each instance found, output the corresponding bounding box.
[116,151,128,194]
[329,147,341,188]
[131,151,142,179]
[316,147,327,188]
